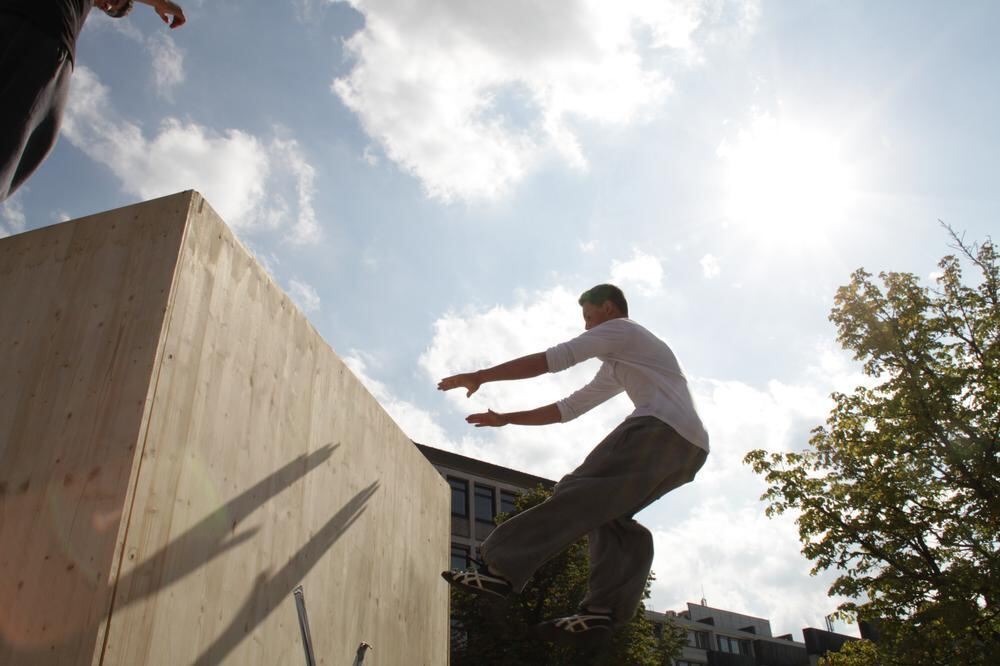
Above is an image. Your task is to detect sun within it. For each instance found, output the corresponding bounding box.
[717,112,855,248]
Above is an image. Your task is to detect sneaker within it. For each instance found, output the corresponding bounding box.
[534,609,613,646]
[441,559,513,600]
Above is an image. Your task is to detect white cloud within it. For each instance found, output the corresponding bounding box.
[287,278,321,313]
[688,376,830,489]
[344,351,453,446]
[146,32,186,100]
[579,239,597,254]
[333,0,759,202]
[700,252,721,278]
[62,67,321,244]
[97,14,185,99]
[1,197,27,237]
[644,367,856,635]
[649,501,847,638]
[610,249,663,295]
[266,137,322,245]
[344,351,508,467]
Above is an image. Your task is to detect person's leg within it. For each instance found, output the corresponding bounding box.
[480,417,703,594]
[582,518,653,624]
[0,16,71,202]
[581,429,706,625]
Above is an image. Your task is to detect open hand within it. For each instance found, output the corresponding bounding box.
[466,410,505,428]
[438,372,481,398]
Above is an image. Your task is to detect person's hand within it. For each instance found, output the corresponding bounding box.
[153,0,186,28]
[466,410,506,428]
[438,371,481,398]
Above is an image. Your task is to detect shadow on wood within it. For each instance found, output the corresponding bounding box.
[1,446,337,664]
[191,480,380,666]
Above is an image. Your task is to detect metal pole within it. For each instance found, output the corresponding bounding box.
[293,585,317,666]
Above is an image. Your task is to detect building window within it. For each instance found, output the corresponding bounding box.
[500,489,517,516]
[474,483,496,539]
[687,630,710,649]
[451,543,470,570]
[717,635,752,656]
[448,476,469,537]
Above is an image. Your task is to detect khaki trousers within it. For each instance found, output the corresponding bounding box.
[481,416,707,626]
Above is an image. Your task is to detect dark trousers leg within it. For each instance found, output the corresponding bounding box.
[0,15,73,202]
[480,417,707,627]
[582,437,707,625]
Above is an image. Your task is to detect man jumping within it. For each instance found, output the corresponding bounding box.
[439,283,709,645]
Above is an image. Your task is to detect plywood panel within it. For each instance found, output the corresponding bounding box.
[99,193,450,665]
[0,194,193,665]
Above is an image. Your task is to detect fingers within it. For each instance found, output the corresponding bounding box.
[437,375,459,391]
[466,413,489,427]
[438,373,476,395]
[465,411,501,427]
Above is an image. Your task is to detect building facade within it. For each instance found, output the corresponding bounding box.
[647,603,862,666]
[647,603,809,666]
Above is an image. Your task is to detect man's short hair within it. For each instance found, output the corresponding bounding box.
[578,284,628,317]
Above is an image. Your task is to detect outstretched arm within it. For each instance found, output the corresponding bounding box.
[136,0,186,28]
[437,352,549,397]
[466,404,561,428]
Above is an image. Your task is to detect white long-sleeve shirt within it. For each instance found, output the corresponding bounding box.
[545,317,709,452]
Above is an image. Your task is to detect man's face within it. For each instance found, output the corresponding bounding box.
[581,301,616,330]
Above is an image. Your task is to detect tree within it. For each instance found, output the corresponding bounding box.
[450,485,686,665]
[745,228,999,665]
[817,638,882,666]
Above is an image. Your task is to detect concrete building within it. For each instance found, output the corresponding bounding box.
[647,603,863,666]
[0,192,450,665]
[647,603,809,666]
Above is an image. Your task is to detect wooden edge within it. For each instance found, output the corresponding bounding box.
[91,190,199,666]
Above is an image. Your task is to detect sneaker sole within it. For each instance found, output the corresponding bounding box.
[534,622,612,647]
[440,572,511,601]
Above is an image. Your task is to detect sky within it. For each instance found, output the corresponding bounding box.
[3,0,998,642]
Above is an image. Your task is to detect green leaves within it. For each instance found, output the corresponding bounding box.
[746,229,1000,665]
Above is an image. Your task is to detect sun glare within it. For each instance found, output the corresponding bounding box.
[718,113,854,248]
